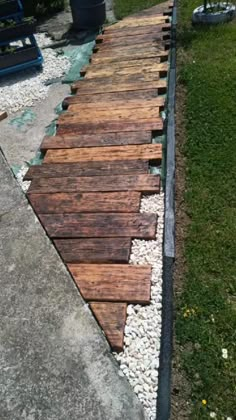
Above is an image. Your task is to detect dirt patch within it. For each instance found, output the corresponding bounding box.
[170,69,192,419]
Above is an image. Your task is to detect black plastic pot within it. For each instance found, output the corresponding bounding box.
[70,0,106,30]
[0,0,19,18]
[0,45,38,70]
[0,19,36,42]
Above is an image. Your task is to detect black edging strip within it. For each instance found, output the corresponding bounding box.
[156,1,177,419]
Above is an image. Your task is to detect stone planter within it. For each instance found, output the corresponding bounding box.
[192,2,236,24]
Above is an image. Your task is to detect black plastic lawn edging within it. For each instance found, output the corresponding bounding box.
[156,1,177,419]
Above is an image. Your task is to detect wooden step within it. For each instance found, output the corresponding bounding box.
[105,16,169,31]
[84,64,168,80]
[23,160,149,180]
[56,121,163,136]
[94,42,168,57]
[28,191,141,213]
[81,59,165,76]
[54,238,132,263]
[38,213,158,239]
[44,144,162,163]
[91,49,169,65]
[28,174,160,194]
[102,22,171,37]
[68,264,152,303]
[68,97,165,111]
[96,32,169,49]
[90,302,127,352]
[58,107,162,124]
[63,89,158,108]
[40,132,152,151]
[72,79,167,95]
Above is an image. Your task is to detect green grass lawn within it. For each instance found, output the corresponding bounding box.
[114,0,165,19]
[176,1,236,418]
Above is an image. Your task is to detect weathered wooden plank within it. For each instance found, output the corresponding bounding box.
[58,107,161,124]
[68,264,152,303]
[28,191,141,213]
[23,160,149,180]
[40,132,152,151]
[81,58,164,76]
[84,63,168,80]
[102,22,171,36]
[44,144,162,163]
[28,174,160,194]
[94,41,168,56]
[56,120,163,136]
[38,213,158,239]
[90,302,127,352]
[72,79,167,94]
[96,32,170,49]
[105,16,168,31]
[91,49,169,65]
[68,97,165,111]
[83,71,164,84]
[63,89,158,108]
[54,238,132,263]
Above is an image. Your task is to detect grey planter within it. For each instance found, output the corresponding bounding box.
[70,0,106,30]
[192,2,236,24]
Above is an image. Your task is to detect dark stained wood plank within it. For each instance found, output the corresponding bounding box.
[63,89,158,108]
[40,132,152,151]
[68,97,165,111]
[90,49,169,65]
[57,120,163,136]
[58,107,162,124]
[94,41,169,56]
[28,174,160,194]
[105,16,168,31]
[54,238,132,263]
[83,64,168,80]
[95,32,169,49]
[102,22,171,37]
[28,191,141,213]
[44,144,162,163]
[68,264,152,303]
[90,302,127,352]
[72,79,167,94]
[23,160,149,180]
[38,213,158,239]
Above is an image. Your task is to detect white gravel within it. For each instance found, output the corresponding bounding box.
[115,192,164,420]
[0,33,70,114]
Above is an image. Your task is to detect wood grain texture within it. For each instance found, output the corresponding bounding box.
[28,191,141,213]
[38,213,158,239]
[95,33,169,49]
[58,107,162,123]
[44,144,162,163]
[102,22,171,36]
[28,174,160,194]
[68,264,152,303]
[90,50,169,65]
[68,97,165,111]
[23,160,149,180]
[83,64,168,80]
[72,79,167,94]
[105,16,168,31]
[94,42,168,56]
[81,59,164,75]
[56,121,163,136]
[90,302,127,352]
[54,238,132,263]
[63,89,158,108]
[40,132,152,151]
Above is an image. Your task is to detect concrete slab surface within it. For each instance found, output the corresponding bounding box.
[0,150,145,420]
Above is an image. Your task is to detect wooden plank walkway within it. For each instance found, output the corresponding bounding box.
[25,1,173,352]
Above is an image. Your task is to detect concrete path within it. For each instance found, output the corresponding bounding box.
[0,149,144,420]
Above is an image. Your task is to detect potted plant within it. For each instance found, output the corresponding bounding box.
[0,0,19,18]
[0,44,39,70]
[192,1,236,24]
[0,17,36,42]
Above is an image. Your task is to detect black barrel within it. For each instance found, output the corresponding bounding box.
[70,0,106,30]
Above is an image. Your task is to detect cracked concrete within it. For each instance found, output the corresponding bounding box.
[0,150,145,420]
